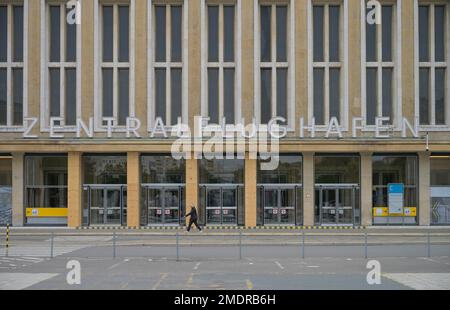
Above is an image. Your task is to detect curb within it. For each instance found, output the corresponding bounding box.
[76,226,367,231]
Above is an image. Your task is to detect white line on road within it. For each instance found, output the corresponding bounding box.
[108,259,128,270]
[307,266,320,268]
[152,273,168,290]
[275,261,285,270]
[193,262,201,270]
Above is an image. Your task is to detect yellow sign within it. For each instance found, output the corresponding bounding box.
[26,208,68,218]
[373,207,417,217]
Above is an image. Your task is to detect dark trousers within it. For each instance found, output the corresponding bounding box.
[187,218,202,231]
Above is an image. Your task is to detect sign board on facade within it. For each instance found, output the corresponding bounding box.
[388,184,404,215]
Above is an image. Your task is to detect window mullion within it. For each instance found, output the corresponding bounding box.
[324,5,330,123]
[60,5,65,122]
[166,6,171,125]
[113,5,119,124]
[219,5,224,122]
[6,6,12,126]
[271,4,276,118]
[430,5,436,125]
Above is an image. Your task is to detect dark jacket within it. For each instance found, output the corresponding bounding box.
[186,208,198,220]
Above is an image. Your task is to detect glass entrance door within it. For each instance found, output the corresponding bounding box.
[263,188,296,225]
[206,187,238,225]
[145,187,184,225]
[85,186,127,226]
[316,186,358,226]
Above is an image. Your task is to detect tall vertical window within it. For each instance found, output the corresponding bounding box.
[0,4,24,127]
[99,3,131,126]
[45,3,78,127]
[258,3,289,124]
[417,3,448,126]
[363,2,399,126]
[206,4,236,124]
[311,3,343,126]
[152,4,183,127]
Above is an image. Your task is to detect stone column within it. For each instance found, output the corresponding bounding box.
[68,152,82,228]
[245,155,257,227]
[361,152,373,226]
[12,153,24,227]
[127,152,141,228]
[419,152,431,226]
[303,152,315,226]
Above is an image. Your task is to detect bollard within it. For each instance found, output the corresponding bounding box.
[113,231,116,259]
[5,224,10,257]
[427,232,431,258]
[364,233,368,259]
[301,231,305,259]
[239,232,242,260]
[176,232,179,262]
[50,232,54,258]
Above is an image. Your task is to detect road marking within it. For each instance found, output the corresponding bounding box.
[186,273,194,287]
[108,259,130,270]
[418,257,450,266]
[275,261,284,270]
[120,282,129,290]
[246,279,253,290]
[193,262,201,270]
[152,273,168,290]
[307,266,320,268]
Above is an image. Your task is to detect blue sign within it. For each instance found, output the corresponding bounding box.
[388,183,404,215]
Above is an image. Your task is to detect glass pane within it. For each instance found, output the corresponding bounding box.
[372,156,418,186]
[276,6,287,62]
[49,69,61,117]
[118,69,129,126]
[224,68,235,124]
[313,6,324,62]
[224,6,235,62]
[102,6,113,62]
[258,155,302,184]
[277,68,287,119]
[366,5,377,62]
[66,7,76,62]
[155,6,166,62]
[0,69,6,125]
[50,6,61,62]
[25,156,68,186]
[199,159,244,184]
[382,68,393,122]
[171,68,182,125]
[315,156,360,184]
[419,68,430,125]
[141,156,185,184]
[65,68,76,126]
[329,6,340,62]
[118,6,129,62]
[208,68,219,124]
[435,6,445,62]
[83,156,127,185]
[102,68,113,118]
[431,157,450,186]
[171,6,182,62]
[208,6,219,62]
[260,6,271,62]
[12,68,22,125]
[313,68,324,125]
[155,68,166,121]
[261,68,272,123]
[435,68,446,125]
[366,68,377,125]
[0,6,6,62]
[329,68,340,121]
[382,6,392,62]
[13,6,23,62]
[419,6,429,62]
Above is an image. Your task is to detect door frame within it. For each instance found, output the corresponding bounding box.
[83,184,127,226]
[142,184,185,226]
[200,184,244,226]
[258,184,302,226]
[315,184,359,226]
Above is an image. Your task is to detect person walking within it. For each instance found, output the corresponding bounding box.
[186,205,202,232]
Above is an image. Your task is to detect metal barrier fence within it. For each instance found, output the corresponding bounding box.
[1,231,450,260]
